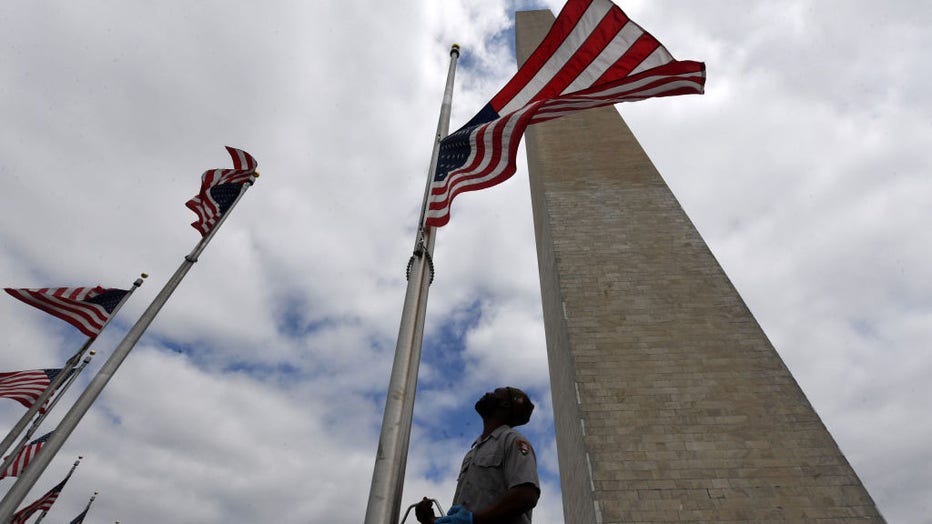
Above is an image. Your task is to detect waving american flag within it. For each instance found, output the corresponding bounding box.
[425,0,705,227]
[0,369,62,412]
[1,433,51,479]
[4,286,129,338]
[10,474,70,524]
[186,146,258,236]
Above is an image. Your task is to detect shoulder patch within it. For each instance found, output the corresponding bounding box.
[516,439,532,455]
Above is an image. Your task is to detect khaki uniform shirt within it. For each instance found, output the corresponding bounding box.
[452,425,540,524]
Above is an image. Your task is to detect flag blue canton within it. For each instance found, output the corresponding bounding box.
[434,104,500,182]
[209,182,243,216]
[84,289,129,314]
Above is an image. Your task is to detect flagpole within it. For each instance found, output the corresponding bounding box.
[0,276,145,459]
[33,456,81,524]
[364,44,459,524]
[0,175,256,522]
[0,351,96,477]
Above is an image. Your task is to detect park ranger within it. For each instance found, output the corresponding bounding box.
[416,387,540,524]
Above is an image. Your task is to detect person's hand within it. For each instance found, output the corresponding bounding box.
[415,497,436,524]
[435,505,473,524]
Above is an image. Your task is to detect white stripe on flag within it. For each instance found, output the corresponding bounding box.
[561,21,643,94]
[629,44,675,77]
[35,296,106,334]
[499,0,615,115]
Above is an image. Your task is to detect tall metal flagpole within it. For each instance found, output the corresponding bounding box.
[364,44,459,524]
[0,351,97,476]
[0,276,145,458]
[0,175,256,521]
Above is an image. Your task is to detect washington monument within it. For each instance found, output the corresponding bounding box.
[518,9,883,523]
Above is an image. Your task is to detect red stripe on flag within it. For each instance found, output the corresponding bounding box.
[528,8,627,104]
[489,0,594,111]
[14,293,106,338]
[0,439,45,479]
[225,146,258,171]
[4,288,110,338]
[29,293,105,326]
[593,32,661,85]
[0,370,58,413]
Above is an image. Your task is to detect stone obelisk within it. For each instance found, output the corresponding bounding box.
[518,10,883,523]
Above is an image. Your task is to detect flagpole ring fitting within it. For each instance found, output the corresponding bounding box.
[405,251,435,285]
[450,44,460,57]
[425,250,434,284]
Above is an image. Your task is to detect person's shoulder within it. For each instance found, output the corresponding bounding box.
[500,427,535,455]
[500,426,530,442]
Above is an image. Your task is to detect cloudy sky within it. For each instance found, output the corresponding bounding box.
[1,1,929,522]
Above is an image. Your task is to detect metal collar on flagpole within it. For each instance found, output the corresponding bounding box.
[0,275,146,459]
[0,174,256,522]
[363,43,460,524]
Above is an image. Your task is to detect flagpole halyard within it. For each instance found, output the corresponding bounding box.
[0,275,146,460]
[0,168,257,522]
[364,44,460,524]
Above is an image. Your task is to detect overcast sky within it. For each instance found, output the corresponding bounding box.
[1,1,929,522]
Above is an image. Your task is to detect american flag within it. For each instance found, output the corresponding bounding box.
[0,369,62,413]
[10,475,69,524]
[0,432,51,479]
[69,507,89,524]
[69,497,94,524]
[4,286,130,338]
[425,0,705,227]
[186,146,258,236]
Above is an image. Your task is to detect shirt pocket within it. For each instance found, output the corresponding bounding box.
[457,453,473,482]
[472,447,503,469]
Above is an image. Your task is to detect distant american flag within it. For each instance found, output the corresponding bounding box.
[4,286,129,338]
[69,497,94,524]
[10,475,69,524]
[186,146,258,236]
[0,369,62,413]
[425,0,705,227]
[0,432,51,479]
